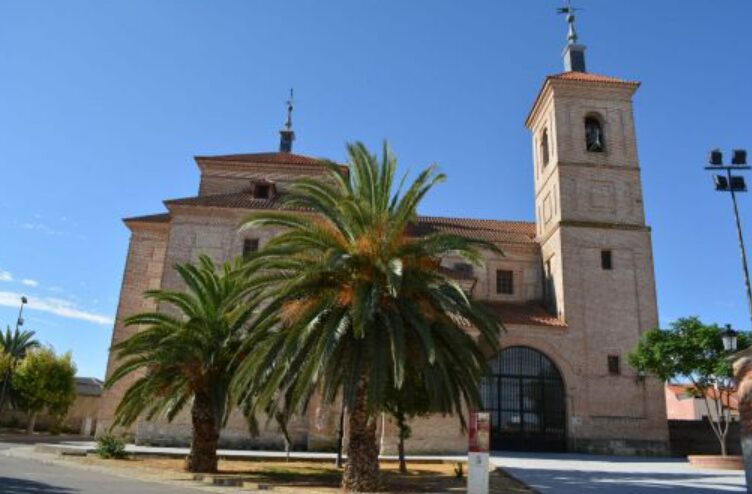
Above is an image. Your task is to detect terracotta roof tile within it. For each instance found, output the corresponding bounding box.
[195,152,325,166]
[75,377,104,397]
[548,71,639,86]
[411,216,536,244]
[123,213,171,224]
[163,194,537,244]
[483,302,566,328]
[164,192,286,210]
[667,383,738,410]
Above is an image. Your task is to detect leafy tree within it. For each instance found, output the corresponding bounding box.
[629,316,750,456]
[12,346,76,434]
[237,142,502,491]
[105,256,265,473]
[383,377,431,474]
[0,327,40,417]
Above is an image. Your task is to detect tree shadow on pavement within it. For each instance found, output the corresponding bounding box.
[0,477,78,494]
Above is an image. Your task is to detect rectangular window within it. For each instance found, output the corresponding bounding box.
[496,270,514,295]
[601,250,613,270]
[607,355,620,375]
[243,238,259,259]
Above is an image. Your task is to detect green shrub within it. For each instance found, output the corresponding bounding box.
[96,434,126,459]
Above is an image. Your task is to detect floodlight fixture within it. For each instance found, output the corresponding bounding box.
[709,149,724,166]
[732,149,748,166]
[730,176,747,192]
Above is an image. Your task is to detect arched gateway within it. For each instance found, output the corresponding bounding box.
[481,346,566,452]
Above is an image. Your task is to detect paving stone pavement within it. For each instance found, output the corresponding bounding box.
[5,439,746,493]
[491,452,746,493]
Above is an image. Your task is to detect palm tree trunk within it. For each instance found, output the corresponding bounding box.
[185,391,219,473]
[398,435,407,474]
[0,368,12,419]
[335,402,346,468]
[342,379,380,492]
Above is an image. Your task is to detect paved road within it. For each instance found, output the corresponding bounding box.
[492,452,746,493]
[0,444,204,494]
[0,439,747,493]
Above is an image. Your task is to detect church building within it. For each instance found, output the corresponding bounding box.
[98,13,669,455]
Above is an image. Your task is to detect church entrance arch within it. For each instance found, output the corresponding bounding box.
[481,346,566,452]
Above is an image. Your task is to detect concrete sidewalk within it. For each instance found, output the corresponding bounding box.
[491,452,746,493]
[38,440,467,463]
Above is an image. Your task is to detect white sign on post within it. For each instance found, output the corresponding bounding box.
[467,411,490,494]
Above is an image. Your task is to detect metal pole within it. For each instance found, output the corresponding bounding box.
[14,302,25,331]
[727,168,752,330]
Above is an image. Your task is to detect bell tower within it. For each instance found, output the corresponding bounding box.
[524,6,668,453]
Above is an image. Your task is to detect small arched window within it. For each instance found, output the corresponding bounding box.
[540,128,550,166]
[585,117,604,152]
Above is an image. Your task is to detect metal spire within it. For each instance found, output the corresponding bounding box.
[279,88,295,153]
[557,1,587,72]
[285,88,293,130]
[557,0,579,45]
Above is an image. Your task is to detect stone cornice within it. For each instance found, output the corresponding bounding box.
[538,220,651,244]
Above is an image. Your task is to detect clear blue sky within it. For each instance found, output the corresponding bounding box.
[0,1,751,379]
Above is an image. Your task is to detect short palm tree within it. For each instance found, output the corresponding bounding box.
[0,327,40,416]
[105,255,264,473]
[237,142,502,491]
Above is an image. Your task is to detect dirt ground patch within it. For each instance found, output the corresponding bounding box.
[70,455,531,493]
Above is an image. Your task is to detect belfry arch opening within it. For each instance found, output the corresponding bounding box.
[481,346,567,452]
[585,115,605,152]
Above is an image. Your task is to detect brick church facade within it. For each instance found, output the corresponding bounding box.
[97,20,669,455]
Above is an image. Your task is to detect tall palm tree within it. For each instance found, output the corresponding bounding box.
[0,327,40,417]
[237,142,502,491]
[105,255,265,473]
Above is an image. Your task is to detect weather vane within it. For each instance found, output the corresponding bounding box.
[557,0,583,45]
[285,88,294,130]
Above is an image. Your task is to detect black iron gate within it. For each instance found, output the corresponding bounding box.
[481,346,566,452]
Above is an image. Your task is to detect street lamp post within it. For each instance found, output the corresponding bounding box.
[15,296,27,331]
[723,324,739,353]
[705,149,752,330]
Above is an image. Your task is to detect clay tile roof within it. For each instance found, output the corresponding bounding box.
[164,192,284,210]
[195,152,326,166]
[548,71,639,86]
[667,383,738,410]
[162,196,537,245]
[483,302,566,328]
[411,216,536,244]
[122,212,171,224]
[75,377,104,397]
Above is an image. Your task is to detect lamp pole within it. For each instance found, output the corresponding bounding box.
[706,149,752,330]
[15,295,27,331]
[728,170,752,331]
